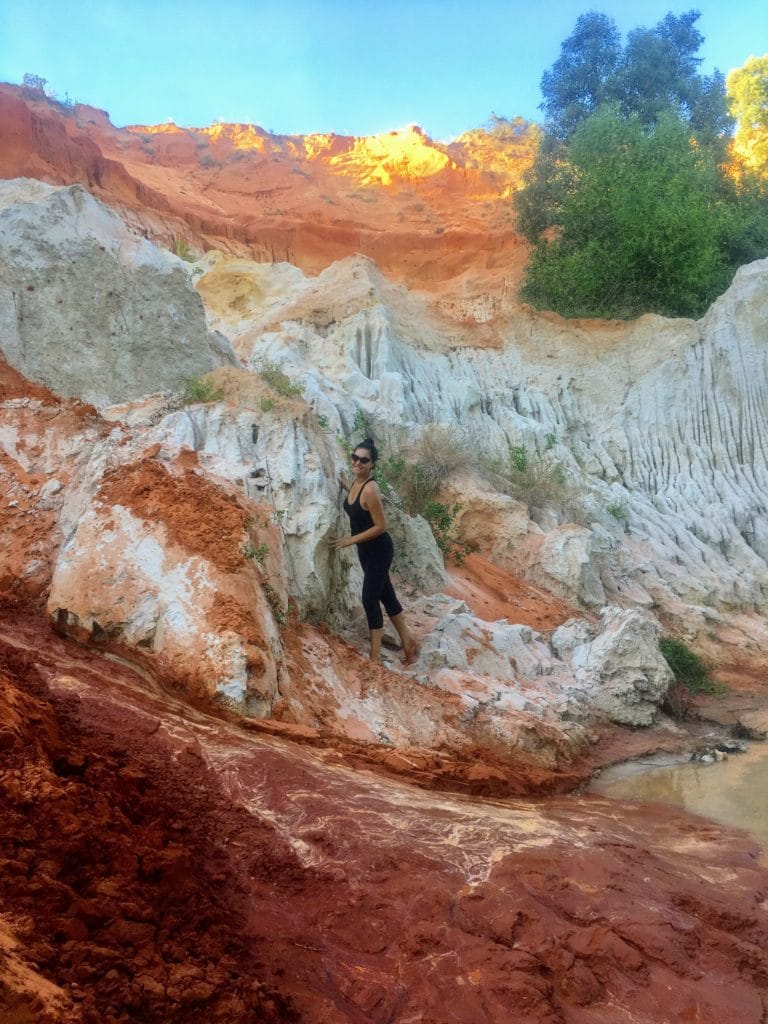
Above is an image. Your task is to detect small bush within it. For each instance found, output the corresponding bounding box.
[259,362,303,399]
[412,424,472,493]
[374,435,470,564]
[509,445,529,472]
[21,72,48,98]
[422,499,468,563]
[606,500,628,520]
[260,396,275,413]
[483,444,574,515]
[659,638,720,694]
[171,237,196,262]
[659,637,724,719]
[353,407,373,439]
[182,377,223,404]
[244,542,269,566]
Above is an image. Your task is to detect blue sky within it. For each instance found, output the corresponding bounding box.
[1,1,765,139]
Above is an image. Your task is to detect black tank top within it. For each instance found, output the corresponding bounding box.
[343,478,376,534]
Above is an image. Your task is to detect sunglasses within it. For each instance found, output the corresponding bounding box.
[350,453,371,464]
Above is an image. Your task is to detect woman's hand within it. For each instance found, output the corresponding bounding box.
[330,536,354,550]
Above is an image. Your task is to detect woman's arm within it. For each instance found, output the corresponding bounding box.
[330,481,387,549]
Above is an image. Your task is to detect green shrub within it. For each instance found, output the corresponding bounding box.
[509,445,529,472]
[171,237,196,262]
[659,637,725,719]
[353,407,373,439]
[606,499,628,520]
[422,499,468,563]
[659,638,721,695]
[483,444,575,515]
[259,362,303,398]
[260,396,275,413]
[243,542,269,566]
[182,377,223,404]
[374,436,470,564]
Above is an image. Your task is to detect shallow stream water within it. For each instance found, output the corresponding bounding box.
[590,742,768,863]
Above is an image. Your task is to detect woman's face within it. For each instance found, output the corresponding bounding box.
[351,447,373,478]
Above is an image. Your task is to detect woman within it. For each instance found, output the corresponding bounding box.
[331,438,419,665]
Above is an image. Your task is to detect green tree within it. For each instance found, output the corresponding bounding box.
[519,107,732,319]
[539,9,731,141]
[540,12,621,139]
[516,10,764,320]
[728,55,768,178]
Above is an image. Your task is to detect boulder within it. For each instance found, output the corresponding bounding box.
[568,608,672,726]
[0,179,237,407]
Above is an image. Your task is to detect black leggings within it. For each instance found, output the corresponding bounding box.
[358,534,403,630]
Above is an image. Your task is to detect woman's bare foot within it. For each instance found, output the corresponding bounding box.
[402,642,420,666]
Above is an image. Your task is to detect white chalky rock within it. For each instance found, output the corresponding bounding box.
[196,251,768,635]
[0,179,238,407]
[532,525,606,607]
[146,397,445,622]
[5,185,768,760]
[567,608,673,726]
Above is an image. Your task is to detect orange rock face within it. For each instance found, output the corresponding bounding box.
[0,84,536,304]
[445,552,586,631]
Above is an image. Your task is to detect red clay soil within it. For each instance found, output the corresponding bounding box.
[0,357,106,609]
[446,553,586,631]
[0,354,100,424]
[98,457,251,574]
[2,611,768,1024]
[0,84,533,303]
[0,357,57,405]
[0,633,293,1023]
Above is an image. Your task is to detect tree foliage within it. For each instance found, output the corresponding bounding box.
[728,55,768,178]
[540,12,621,139]
[519,108,732,318]
[539,9,731,140]
[516,10,766,320]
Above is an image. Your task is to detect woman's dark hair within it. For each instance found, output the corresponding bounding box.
[355,437,378,463]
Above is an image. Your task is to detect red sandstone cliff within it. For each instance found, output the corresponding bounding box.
[0,83,535,300]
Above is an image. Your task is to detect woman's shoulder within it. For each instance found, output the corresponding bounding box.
[360,477,381,501]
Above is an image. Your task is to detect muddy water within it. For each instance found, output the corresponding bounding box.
[590,743,768,862]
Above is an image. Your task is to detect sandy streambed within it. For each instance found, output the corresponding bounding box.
[1,614,767,1024]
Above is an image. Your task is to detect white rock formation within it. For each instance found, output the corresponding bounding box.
[143,391,445,624]
[6,183,768,761]
[0,179,237,406]
[195,249,768,637]
[554,609,672,726]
